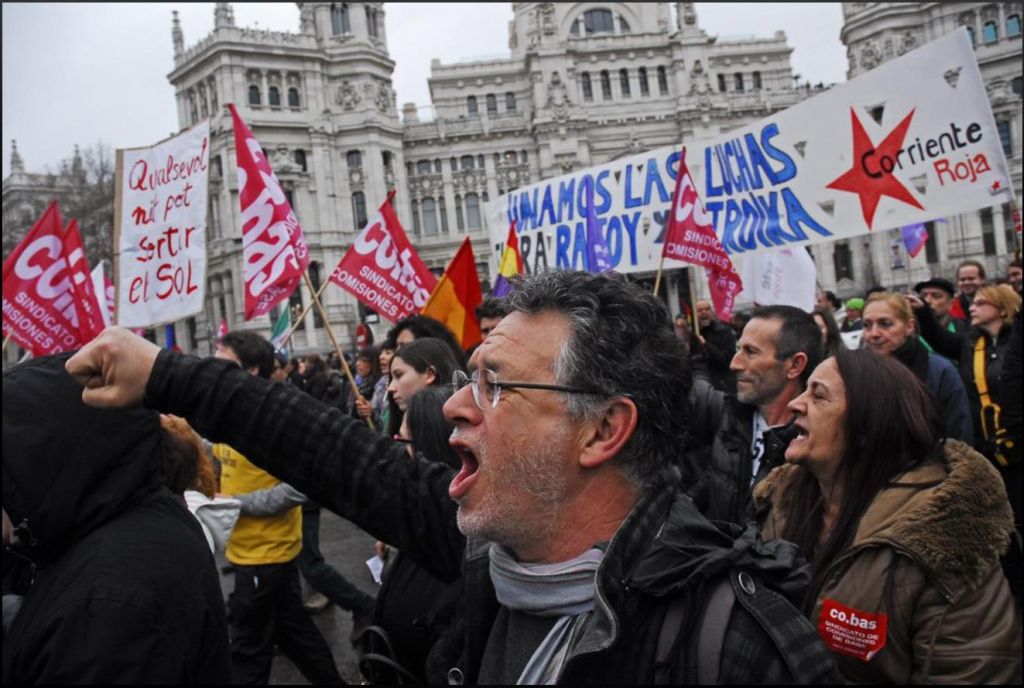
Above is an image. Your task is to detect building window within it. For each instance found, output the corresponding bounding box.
[465,193,481,229]
[981,208,997,255]
[248,85,261,106]
[600,70,612,99]
[284,188,295,209]
[618,15,631,33]
[581,72,593,101]
[583,9,615,35]
[718,73,727,92]
[268,86,281,107]
[486,93,498,116]
[477,154,485,169]
[998,120,1013,155]
[966,26,976,46]
[505,92,517,113]
[294,149,307,172]
[1004,204,1017,254]
[734,73,744,92]
[449,157,457,172]
[657,66,669,95]
[455,195,465,231]
[366,6,380,38]
[924,221,939,263]
[639,67,650,96]
[833,242,853,280]
[346,150,362,168]
[416,160,432,175]
[753,71,762,90]
[411,200,421,234]
[521,150,528,163]
[460,155,475,170]
[352,191,367,227]
[288,87,300,107]
[1008,14,1022,37]
[434,159,442,174]
[620,69,631,97]
[982,20,998,43]
[467,95,478,118]
[421,198,438,234]
[439,197,449,232]
[1013,76,1023,97]
[331,3,349,35]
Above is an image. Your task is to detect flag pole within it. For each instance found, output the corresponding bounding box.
[300,272,376,431]
[277,279,331,349]
[652,253,667,296]
[689,267,702,339]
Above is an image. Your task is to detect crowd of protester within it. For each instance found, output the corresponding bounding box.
[3,258,1022,684]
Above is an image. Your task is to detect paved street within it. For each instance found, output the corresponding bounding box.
[216,509,380,685]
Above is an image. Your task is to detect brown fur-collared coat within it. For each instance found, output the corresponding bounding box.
[754,440,1022,684]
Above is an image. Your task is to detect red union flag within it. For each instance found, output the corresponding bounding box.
[330,193,436,323]
[63,220,105,343]
[1,201,86,355]
[662,147,743,320]
[228,103,309,319]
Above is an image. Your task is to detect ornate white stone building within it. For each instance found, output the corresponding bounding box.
[818,2,1022,298]
[154,1,814,351]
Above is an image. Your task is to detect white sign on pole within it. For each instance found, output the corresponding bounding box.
[115,122,209,327]
[738,248,818,312]
[486,29,1013,284]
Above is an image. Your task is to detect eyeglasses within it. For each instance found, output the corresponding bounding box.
[452,368,602,411]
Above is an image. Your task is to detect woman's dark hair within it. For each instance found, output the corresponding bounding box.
[779,348,944,605]
[812,306,843,358]
[357,345,382,379]
[387,315,468,369]
[386,338,463,436]
[404,385,459,469]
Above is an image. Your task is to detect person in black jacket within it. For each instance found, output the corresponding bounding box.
[690,299,737,392]
[2,352,230,684]
[67,271,839,685]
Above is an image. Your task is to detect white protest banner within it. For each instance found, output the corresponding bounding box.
[115,122,209,327]
[486,28,1013,280]
[738,248,818,312]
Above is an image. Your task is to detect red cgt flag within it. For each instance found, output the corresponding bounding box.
[1,201,86,355]
[63,219,106,343]
[228,103,310,320]
[662,147,743,320]
[421,237,483,350]
[330,192,436,324]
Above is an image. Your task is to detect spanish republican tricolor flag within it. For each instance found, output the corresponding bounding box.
[492,221,523,297]
[421,237,483,350]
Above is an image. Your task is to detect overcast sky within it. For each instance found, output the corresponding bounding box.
[1,3,846,178]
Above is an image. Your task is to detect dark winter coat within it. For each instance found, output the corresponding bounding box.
[686,381,793,526]
[689,319,737,392]
[146,350,839,684]
[2,353,230,685]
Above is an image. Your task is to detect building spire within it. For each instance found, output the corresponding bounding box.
[10,139,24,173]
[214,3,235,29]
[172,10,184,57]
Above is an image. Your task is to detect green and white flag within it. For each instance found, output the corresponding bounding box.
[270,307,290,352]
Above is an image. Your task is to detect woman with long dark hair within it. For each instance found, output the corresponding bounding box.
[812,306,844,358]
[385,338,461,437]
[754,349,1020,683]
[358,385,461,684]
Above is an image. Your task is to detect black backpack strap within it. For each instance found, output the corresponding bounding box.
[697,575,736,684]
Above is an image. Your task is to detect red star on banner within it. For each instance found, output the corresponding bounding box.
[991,180,1002,191]
[827,108,924,229]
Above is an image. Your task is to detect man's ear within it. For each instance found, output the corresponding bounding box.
[578,397,638,469]
[786,352,808,382]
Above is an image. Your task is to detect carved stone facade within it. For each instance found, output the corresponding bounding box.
[823,3,1023,298]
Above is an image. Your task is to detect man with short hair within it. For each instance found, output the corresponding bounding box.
[950,259,987,320]
[212,331,342,685]
[474,296,510,340]
[67,272,837,685]
[689,298,737,392]
[688,306,823,526]
[816,290,841,314]
[1007,258,1022,296]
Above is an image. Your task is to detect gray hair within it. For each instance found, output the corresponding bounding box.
[503,271,691,487]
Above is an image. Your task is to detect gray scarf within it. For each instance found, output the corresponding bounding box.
[489,544,604,683]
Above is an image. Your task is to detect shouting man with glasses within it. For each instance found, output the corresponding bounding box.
[65,270,835,685]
